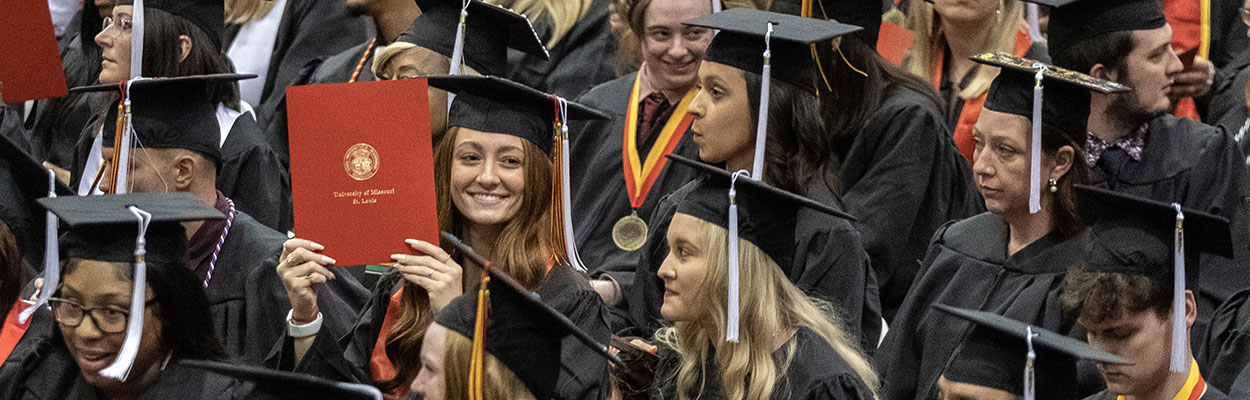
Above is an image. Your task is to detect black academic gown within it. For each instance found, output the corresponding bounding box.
[1198,287,1250,393]
[569,72,700,311]
[193,208,370,363]
[217,114,294,232]
[1089,115,1250,328]
[1083,386,1229,400]
[506,0,616,99]
[836,86,984,322]
[652,327,875,400]
[259,40,378,166]
[0,316,245,400]
[227,0,371,130]
[1230,362,1250,399]
[266,263,608,399]
[874,213,1085,400]
[1213,86,1250,167]
[626,180,883,351]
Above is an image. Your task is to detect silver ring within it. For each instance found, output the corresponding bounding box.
[426,269,434,278]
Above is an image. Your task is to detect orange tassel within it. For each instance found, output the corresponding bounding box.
[548,97,570,265]
[106,100,126,194]
[467,268,490,400]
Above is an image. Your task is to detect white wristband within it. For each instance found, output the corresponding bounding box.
[287,309,323,338]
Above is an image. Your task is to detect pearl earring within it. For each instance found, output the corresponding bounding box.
[1048,178,1058,193]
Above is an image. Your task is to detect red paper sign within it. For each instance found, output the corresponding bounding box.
[287,79,438,266]
[0,0,68,103]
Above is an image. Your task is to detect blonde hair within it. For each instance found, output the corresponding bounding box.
[443,329,539,400]
[654,217,879,400]
[486,0,594,48]
[224,0,278,25]
[371,42,483,78]
[902,0,1025,99]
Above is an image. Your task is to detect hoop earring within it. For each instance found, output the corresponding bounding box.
[1048,178,1058,193]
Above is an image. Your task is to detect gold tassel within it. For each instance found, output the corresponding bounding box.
[106,100,127,194]
[467,270,490,400]
[548,99,570,265]
[800,0,812,17]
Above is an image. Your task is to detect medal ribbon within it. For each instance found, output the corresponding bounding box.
[1115,359,1206,400]
[622,73,696,209]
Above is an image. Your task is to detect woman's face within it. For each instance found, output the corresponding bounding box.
[972,109,1072,217]
[688,61,754,168]
[933,0,1001,24]
[658,213,711,322]
[377,46,451,138]
[449,128,527,228]
[96,5,134,84]
[410,323,448,400]
[57,259,164,393]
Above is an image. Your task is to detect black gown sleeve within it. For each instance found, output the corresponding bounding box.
[798,375,877,400]
[1199,287,1250,394]
[217,115,293,232]
[537,265,612,400]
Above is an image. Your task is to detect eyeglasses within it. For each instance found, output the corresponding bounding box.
[101,16,133,37]
[49,297,157,334]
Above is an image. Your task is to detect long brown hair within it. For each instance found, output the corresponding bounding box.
[903,0,1025,99]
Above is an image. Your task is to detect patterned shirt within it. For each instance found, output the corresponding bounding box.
[1085,123,1148,167]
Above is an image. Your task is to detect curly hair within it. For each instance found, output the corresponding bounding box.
[1060,266,1170,324]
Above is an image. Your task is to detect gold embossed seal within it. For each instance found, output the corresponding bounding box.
[344,143,380,181]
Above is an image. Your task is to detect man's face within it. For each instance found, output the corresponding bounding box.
[1107,25,1184,117]
[1080,308,1174,396]
[639,0,713,92]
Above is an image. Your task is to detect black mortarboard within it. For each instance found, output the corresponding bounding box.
[436,232,618,399]
[398,0,548,76]
[1047,0,1166,58]
[180,359,383,400]
[667,154,854,341]
[118,0,226,51]
[686,8,862,93]
[767,0,882,48]
[936,304,1127,398]
[1076,185,1232,373]
[71,74,257,164]
[0,134,72,267]
[973,53,1131,215]
[38,192,223,381]
[425,75,609,154]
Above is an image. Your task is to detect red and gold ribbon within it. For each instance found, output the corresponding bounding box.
[622,74,696,210]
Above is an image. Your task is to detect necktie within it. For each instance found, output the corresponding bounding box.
[1097,147,1130,191]
[638,92,670,144]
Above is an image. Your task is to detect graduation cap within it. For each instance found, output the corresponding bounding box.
[767,0,882,48]
[397,0,548,77]
[427,76,609,271]
[971,53,1131,215]
[1076,185,1232,373]
[179,359,383,400]
[684,8,860,177]
[666,154,855,342]
[436,232,621,399]
[1045,0,1166,59]
[934,304,1128,400]
[69,74,256,191]
[37,192,224,381]
[1,134,74,325]
[117,0,226,51]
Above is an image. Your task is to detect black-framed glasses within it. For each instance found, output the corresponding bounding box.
[101,16,133,37]
[49,297,157,334]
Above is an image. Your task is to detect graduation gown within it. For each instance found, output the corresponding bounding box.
[1083,386,1229,400]
[217,113,293,232]
[1198,287,1250,393]
[626,180,883,350]
[651,327,875,400]
[259,40,378,165]
[266,263,608,399]
[569,72,700,305]
[0,321,245,400]
[874,213,1085,400]
[192,207,370,363]
[836,86,984,321]
[227,0,371,130]
[1230,362,1250,399]
[1088,114,1250,325]
[505,0,616,99]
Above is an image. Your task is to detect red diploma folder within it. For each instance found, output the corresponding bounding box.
[287,79,438,266]
[0,0,68,103]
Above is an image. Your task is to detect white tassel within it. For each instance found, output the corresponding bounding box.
[1026,4,1045,44]
[446,0,469,111]
[750,23,773,181]
[100,206,151,381]
[1028,65,1045,214]
[1024,326,1037,400]
[19,170,60,324]
[1170,203,1188,373]
[557,98,586,272]
[711,0,722,12]
[725,171,749,342]
[130,0,143,79]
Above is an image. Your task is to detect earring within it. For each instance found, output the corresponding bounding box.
[996,8,1003,23]
[1048,178,1058,193]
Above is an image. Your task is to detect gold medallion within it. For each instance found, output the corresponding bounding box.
[344,143,380,181]
[612,212,649,251]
